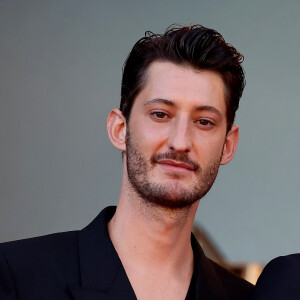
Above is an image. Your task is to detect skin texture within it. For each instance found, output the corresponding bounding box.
[125,127,221,209]
[106,61,239,300]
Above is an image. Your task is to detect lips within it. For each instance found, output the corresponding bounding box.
[156,159,195,172]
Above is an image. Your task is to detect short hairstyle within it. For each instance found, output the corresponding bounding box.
[120,24,245,131]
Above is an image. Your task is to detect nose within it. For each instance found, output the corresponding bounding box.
[167,118,192,153]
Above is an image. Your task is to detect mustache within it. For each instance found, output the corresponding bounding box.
[151,151,200,171]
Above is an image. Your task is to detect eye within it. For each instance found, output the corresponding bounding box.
[196,118,215,128]
[150,111,169,120]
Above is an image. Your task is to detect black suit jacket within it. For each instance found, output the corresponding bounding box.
[253,254,300,300]
[0,206,253,300]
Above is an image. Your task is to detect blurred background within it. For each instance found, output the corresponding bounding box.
[1,0,300,266]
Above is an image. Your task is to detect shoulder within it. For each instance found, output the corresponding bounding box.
[192,237,253,299]
[0,230,79,264]
[0,231,80,298]
[253,254,300,299]
[208,258,254,299]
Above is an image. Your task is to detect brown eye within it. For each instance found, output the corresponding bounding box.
[151,111,168,119]
[199,119,210,125]
[196,119,215,128]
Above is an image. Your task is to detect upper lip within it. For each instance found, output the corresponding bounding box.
[156,159,195,171]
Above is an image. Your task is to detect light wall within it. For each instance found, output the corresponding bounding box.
[1,0,300,264]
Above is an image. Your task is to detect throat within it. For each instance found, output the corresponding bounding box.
[108,202,195,300]
[124,263,194,300]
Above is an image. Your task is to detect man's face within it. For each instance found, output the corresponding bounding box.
[125,61,230,208]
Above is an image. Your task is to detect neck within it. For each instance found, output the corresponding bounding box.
[108,175,199,274]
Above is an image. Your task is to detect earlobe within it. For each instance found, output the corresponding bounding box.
[220,125,239,165]
[107,109,127,151]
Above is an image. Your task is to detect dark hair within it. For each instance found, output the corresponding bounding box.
[120,24,245,131]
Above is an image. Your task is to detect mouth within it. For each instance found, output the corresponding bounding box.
[156,159,195,172]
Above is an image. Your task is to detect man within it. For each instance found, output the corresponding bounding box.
[0,25,253,299]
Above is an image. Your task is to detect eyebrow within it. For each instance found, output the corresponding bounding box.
[144,98,222,117]
[195,105,222,117]
[144,98,175,107]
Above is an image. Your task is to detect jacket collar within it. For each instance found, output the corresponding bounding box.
[68,206,235,300]
[191,234,230,299]
[68,206,137,300]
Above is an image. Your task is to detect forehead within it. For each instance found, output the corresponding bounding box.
[137,61,226,113]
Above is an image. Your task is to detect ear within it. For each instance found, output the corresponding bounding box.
[220,125,239,165]
[107,108,127,151]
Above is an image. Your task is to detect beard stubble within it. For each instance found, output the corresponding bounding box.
[125,130,222,209]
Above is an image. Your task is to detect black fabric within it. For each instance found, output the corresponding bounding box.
[0,206,253,299]
[253,254,300,300]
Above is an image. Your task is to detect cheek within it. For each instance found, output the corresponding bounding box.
[143,132,169,155]
[132,118,169,149]
[194,135,225,160]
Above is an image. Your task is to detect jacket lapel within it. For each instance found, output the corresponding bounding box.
[67,206,233,300]
[68,206,137,300]
[191,234,230,300]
